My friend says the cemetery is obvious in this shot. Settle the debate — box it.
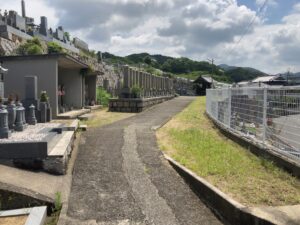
[0,54,98,118]
[109,65,175,112]
[0,63,80,175]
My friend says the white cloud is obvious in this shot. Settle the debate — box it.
[1,0,300,74]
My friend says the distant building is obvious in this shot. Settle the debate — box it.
[237,75,287,87]
[193,75,231,95]
[193,75,213,96]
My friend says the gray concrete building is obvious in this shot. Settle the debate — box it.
[0,54,97,118]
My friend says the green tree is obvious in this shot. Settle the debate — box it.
[144,56,152,65]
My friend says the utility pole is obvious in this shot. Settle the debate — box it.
[287,68,290,85]
[207,58,215,88]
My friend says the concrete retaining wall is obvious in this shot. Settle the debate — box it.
[109,96,175,113]
[206,113,300,178]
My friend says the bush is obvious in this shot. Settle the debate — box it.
[40,91,48,102]
[96,87,111,106]
[131,85,142,98]
[16,37,45,55]
[47,42,64,54]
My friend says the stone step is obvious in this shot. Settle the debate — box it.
[78,113,94,121]
[43,131,75,175]
[48,131,75,157]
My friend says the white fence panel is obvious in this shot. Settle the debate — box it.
[206,87,300,161]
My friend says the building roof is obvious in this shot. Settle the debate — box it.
[0,53,89,69]
[201,75,213,83]
[252,75,276,83]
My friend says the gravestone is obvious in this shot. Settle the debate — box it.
[23,76,39,123]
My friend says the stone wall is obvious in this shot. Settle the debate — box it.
[120,65,175,98]
[0,37,20,55]
[109,96,175,113]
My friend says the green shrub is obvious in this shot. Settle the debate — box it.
[131,85,142,98]
[40,91,48,102]
[96,87,111,106]
[16,37,45,55]
[47,42,64,54]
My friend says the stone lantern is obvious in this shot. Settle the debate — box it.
[0,63,8,99]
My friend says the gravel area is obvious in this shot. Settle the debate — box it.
[0,123,62,143]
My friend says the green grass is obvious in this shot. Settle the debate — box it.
[82,108,135,128]
[157,97,300,206]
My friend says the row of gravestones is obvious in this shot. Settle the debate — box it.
[0,75,53,139]
[0,102,37,139]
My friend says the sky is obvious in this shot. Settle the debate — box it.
[1,0,300,74]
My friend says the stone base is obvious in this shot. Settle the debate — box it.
[109,95,175,113]
[0,131,11,139]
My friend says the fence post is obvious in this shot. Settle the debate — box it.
[228,88,232,128]
[262,87,267,144]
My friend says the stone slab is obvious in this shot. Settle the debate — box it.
[0,206,47,225]
[57,109,91,119]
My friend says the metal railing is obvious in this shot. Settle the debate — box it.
[206,87,300,161]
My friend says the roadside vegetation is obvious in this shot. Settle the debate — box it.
[82,108,135,128]
[157,97,300,206]
[96,87,111,107]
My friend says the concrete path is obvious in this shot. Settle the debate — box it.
[64,97,224,225]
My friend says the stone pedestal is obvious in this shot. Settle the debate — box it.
[40,102,48,123]
[7,103,16,130]
[15,107,25,132]
[0,106,11,138]
[28,104,37,125]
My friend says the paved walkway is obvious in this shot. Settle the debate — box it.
[64,97,224,225]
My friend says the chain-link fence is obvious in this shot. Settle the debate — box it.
[206,87,300,161]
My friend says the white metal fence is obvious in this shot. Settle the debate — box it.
[206,87,300,161]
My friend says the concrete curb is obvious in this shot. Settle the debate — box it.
[56,132,81,225]
[164,154,279,225]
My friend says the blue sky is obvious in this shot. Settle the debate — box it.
[1,0,300,73]
[239,0,296,24]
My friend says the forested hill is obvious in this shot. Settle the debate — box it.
[102,52,266,83]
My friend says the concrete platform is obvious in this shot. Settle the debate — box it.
[78,113,94,121]
[84,105,102,110]
[0,123,63,160]
[0,207,47,225]
[57,109,91,119]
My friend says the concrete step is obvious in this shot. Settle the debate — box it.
[43,131,75,175]
[78,113,94,121]
[48,131,75,157]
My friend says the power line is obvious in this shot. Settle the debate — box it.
[226,0,269,56]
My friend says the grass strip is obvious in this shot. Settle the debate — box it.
[157,97,300,207]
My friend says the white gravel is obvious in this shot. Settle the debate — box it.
[0,123,62,143]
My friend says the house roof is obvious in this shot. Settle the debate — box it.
[252,75,276,83]
[0,53,89,69]
[201,75,213,83]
